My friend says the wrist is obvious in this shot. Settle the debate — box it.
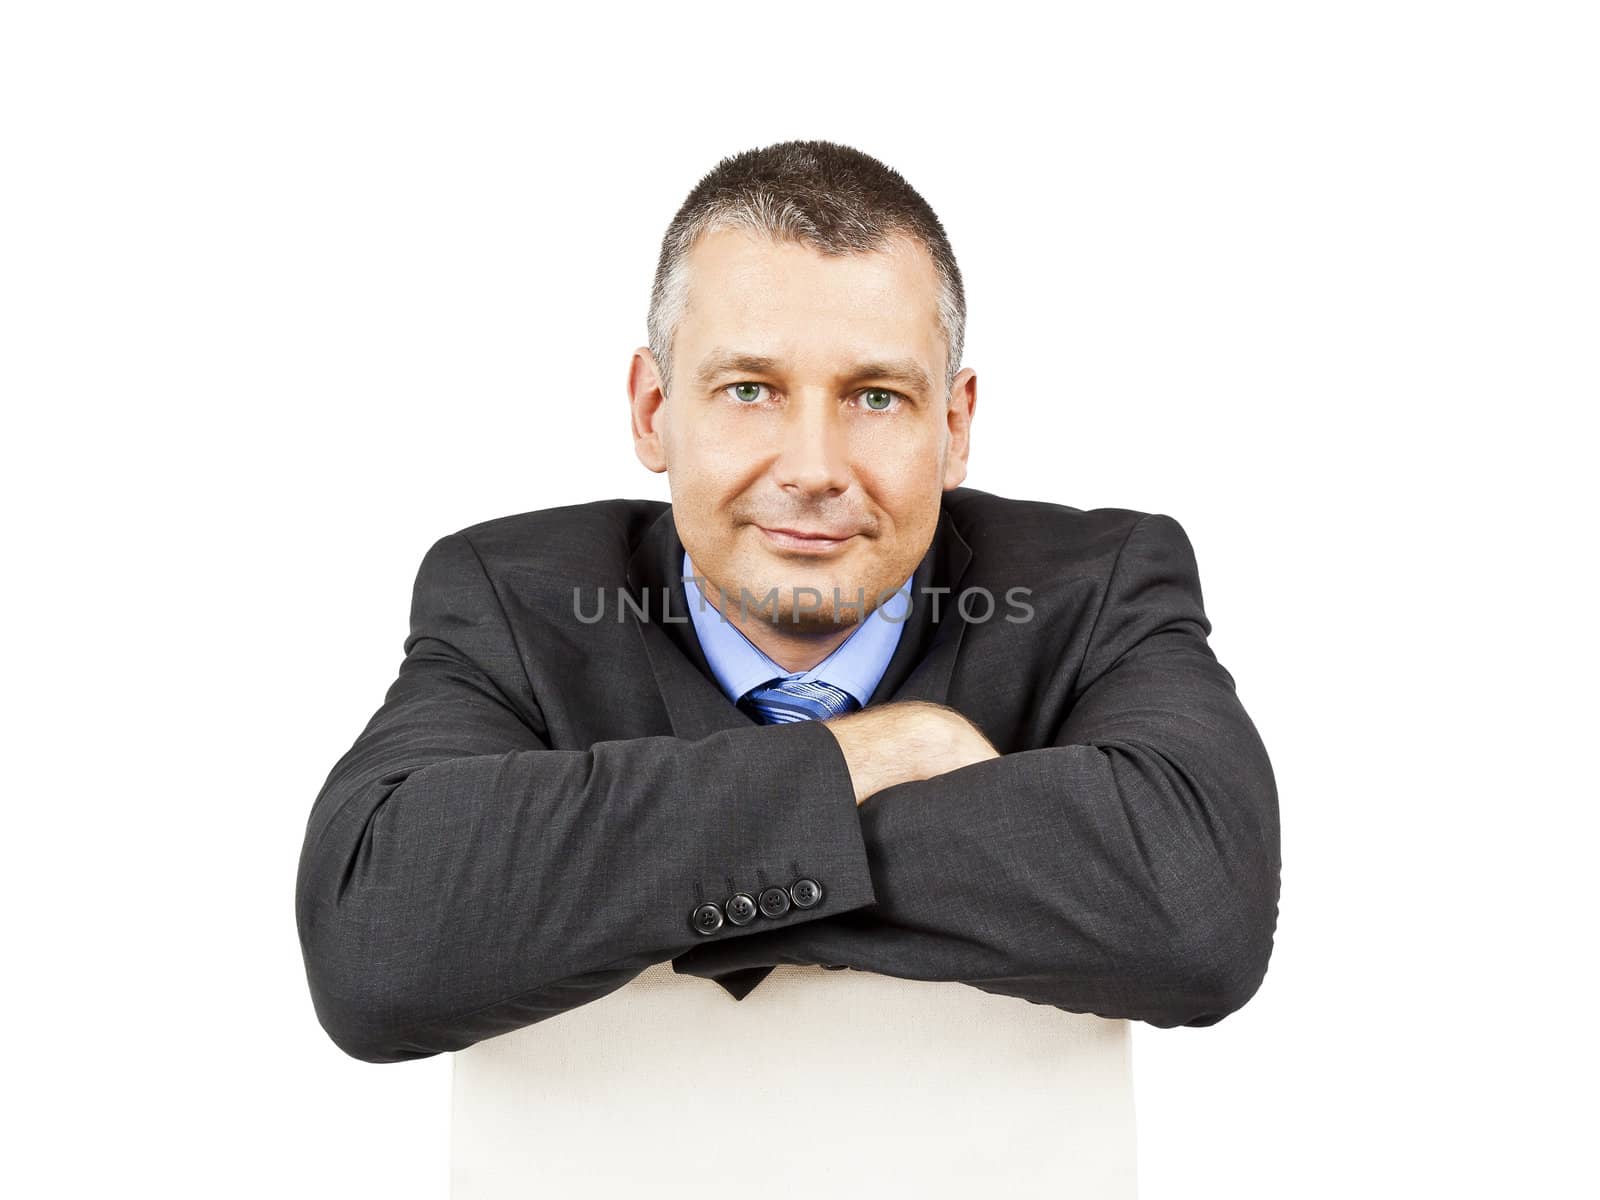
[823,702,942,805]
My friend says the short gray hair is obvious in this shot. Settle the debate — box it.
[647,139,966,401]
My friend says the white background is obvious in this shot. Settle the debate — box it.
[4,2,1594,1196]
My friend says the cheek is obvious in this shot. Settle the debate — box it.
[857,433,948,504]
[853,411,945,465]
[687,419,766,483]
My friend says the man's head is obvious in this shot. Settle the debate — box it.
[627,140,976,659]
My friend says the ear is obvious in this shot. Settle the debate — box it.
[942,367,976,490]
[627,347,669,473]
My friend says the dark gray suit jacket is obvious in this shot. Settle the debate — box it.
[295,486,1280,1063]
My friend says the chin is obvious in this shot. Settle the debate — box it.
[784,606,866,634]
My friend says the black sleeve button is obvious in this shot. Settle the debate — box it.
[758,885,792,918]
[725,892,757,925]
[691,901,725,934]
[789,877,822,908]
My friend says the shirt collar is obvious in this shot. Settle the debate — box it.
[682,549,913,708]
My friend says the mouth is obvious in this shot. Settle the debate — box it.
[755,525,861,554]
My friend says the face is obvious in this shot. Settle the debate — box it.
[628,226,975,650]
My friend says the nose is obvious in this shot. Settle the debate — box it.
[772,394,852,498]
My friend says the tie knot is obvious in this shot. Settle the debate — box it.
[739,676,860,724]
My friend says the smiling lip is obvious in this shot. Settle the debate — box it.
[757,525,860,553]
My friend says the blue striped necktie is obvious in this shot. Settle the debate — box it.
[738,677,860,724]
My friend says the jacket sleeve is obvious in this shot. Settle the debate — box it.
[670,513,1281,1029]
[295,531,877,1063]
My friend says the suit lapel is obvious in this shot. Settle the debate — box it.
[626,498,974,1000]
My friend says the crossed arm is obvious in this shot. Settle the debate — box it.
[296,514,1280,1063]
[678,515,1281,1026]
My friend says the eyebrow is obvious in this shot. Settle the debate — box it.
[692,350,934,396]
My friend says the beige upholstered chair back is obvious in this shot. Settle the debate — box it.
[451,960,1137,1197]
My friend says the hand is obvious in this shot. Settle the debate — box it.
[822,700,1000,806]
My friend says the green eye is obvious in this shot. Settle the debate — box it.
[730,383,764,403]
[862,389,897,411]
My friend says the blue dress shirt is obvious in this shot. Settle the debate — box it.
[682,549,913,709]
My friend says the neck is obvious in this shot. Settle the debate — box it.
[702,589,859,674]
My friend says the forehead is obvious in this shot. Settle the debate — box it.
[676,226,945,367]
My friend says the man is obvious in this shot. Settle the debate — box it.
[296,139,1280,1195]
